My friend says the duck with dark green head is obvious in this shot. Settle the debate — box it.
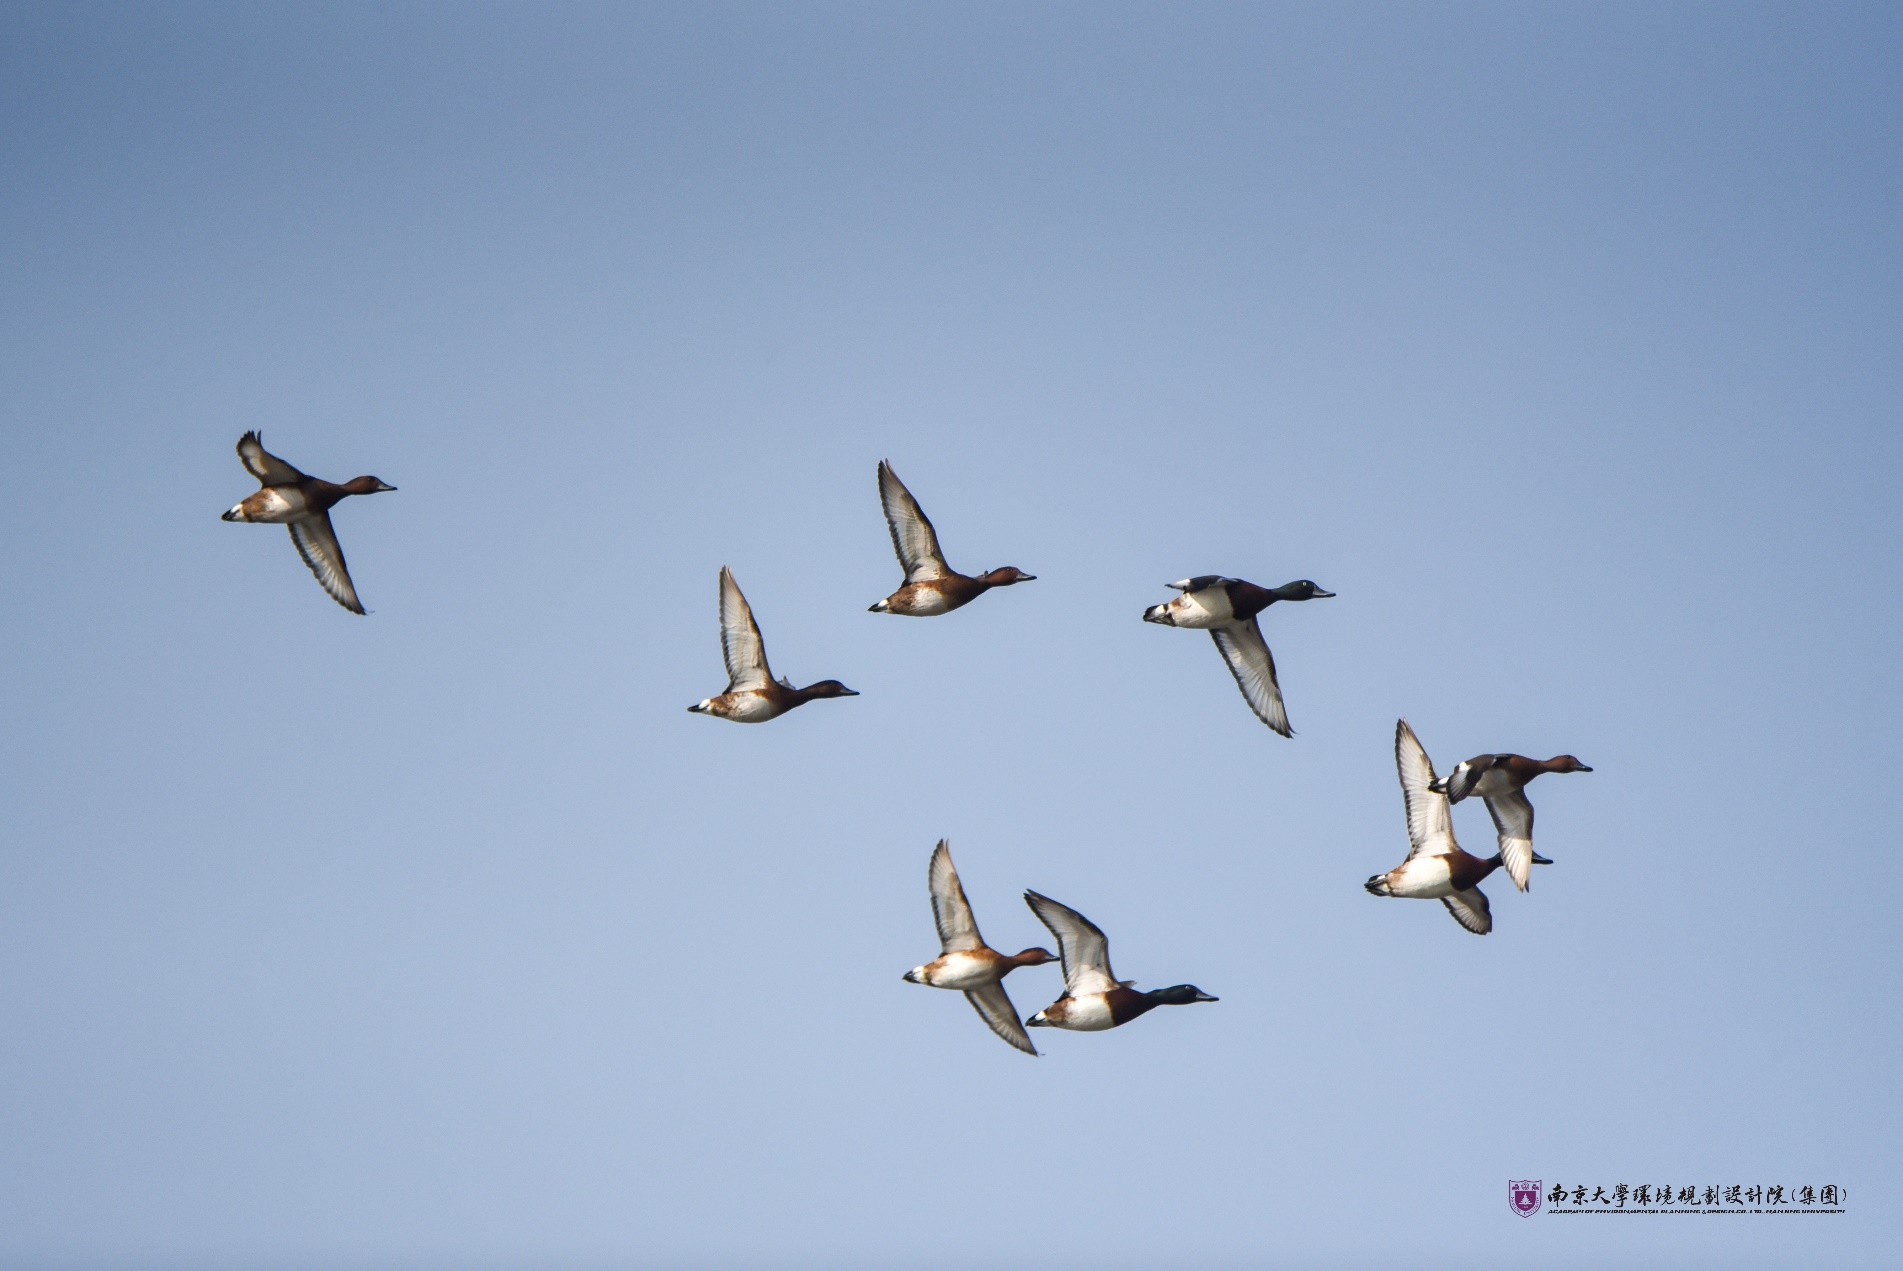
[1143,575,1334,736]
[1021,890,1218,1033]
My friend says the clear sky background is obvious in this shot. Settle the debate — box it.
[2,3,1898,1267]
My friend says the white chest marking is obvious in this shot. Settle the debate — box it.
[1059,993,1118,1031]
[929,952,1001,990]
[904,588,957,615]
[708,691,780,722]
[236,488,312,523]
[1166,590,1234,629]
[1386,855,1456,899]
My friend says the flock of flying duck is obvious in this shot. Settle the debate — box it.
[222,434,1592,1057]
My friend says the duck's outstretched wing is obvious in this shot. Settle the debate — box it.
[1209,620,1291,736]
[287,513,364,614]
[965,982,1038,1055]
[1437,755,1497,804]
[237,431,308,486]
[1486,790,1536,892]
[928,840,984,954]
[877,460,948,582]
[1396,720,1458,862]
[1442,886,1492,934]
[717,566,772,692]
[1024,890,1117,997]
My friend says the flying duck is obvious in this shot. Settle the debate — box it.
[1022,890,1217,1031]
[1142,575,1333,735]
[1365,720,1551,933]
[688,567,859,721]
[903,842,1056,1055]
[1430,751,1592,891]
[221,431,395,614]
[869,460,1034,615]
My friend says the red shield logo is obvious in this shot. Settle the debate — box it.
[1509,1180,1544,1217]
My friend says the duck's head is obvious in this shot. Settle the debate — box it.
[801,680,860,699]
[343,476,398,495]
[1272,579,1334,601]
[981,566,1036,587]
[1548,755,1592,773]
[1013,947,1059,967]
[1145,984,1219,1005]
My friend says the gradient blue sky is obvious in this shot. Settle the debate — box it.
[2,4,1898,1267]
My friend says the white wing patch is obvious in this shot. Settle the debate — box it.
[717,567,772,692]
[965,982,1037,1055]
[928,841,984,954]
[1024,890,1117,997]
[877,461,949,583]
[1209,621,1290,736]
[286,514,364,614]
[1440,759,1482,804]
[1487,790,1536,891]
[1442,887,1492,935]
[237,431,308,486]
[1496,838,1534,892]
[1396,720,1458,862]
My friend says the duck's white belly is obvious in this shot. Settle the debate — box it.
[231,487,310,524]
[928,952,1001,990]
[704,691,780,722]
[1057,993,1118,1031]
[899,585,958,615]
[1385,855,1456,899]
[1160,590,1234,629]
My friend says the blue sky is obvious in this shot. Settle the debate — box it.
[2,4,1898,1267]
